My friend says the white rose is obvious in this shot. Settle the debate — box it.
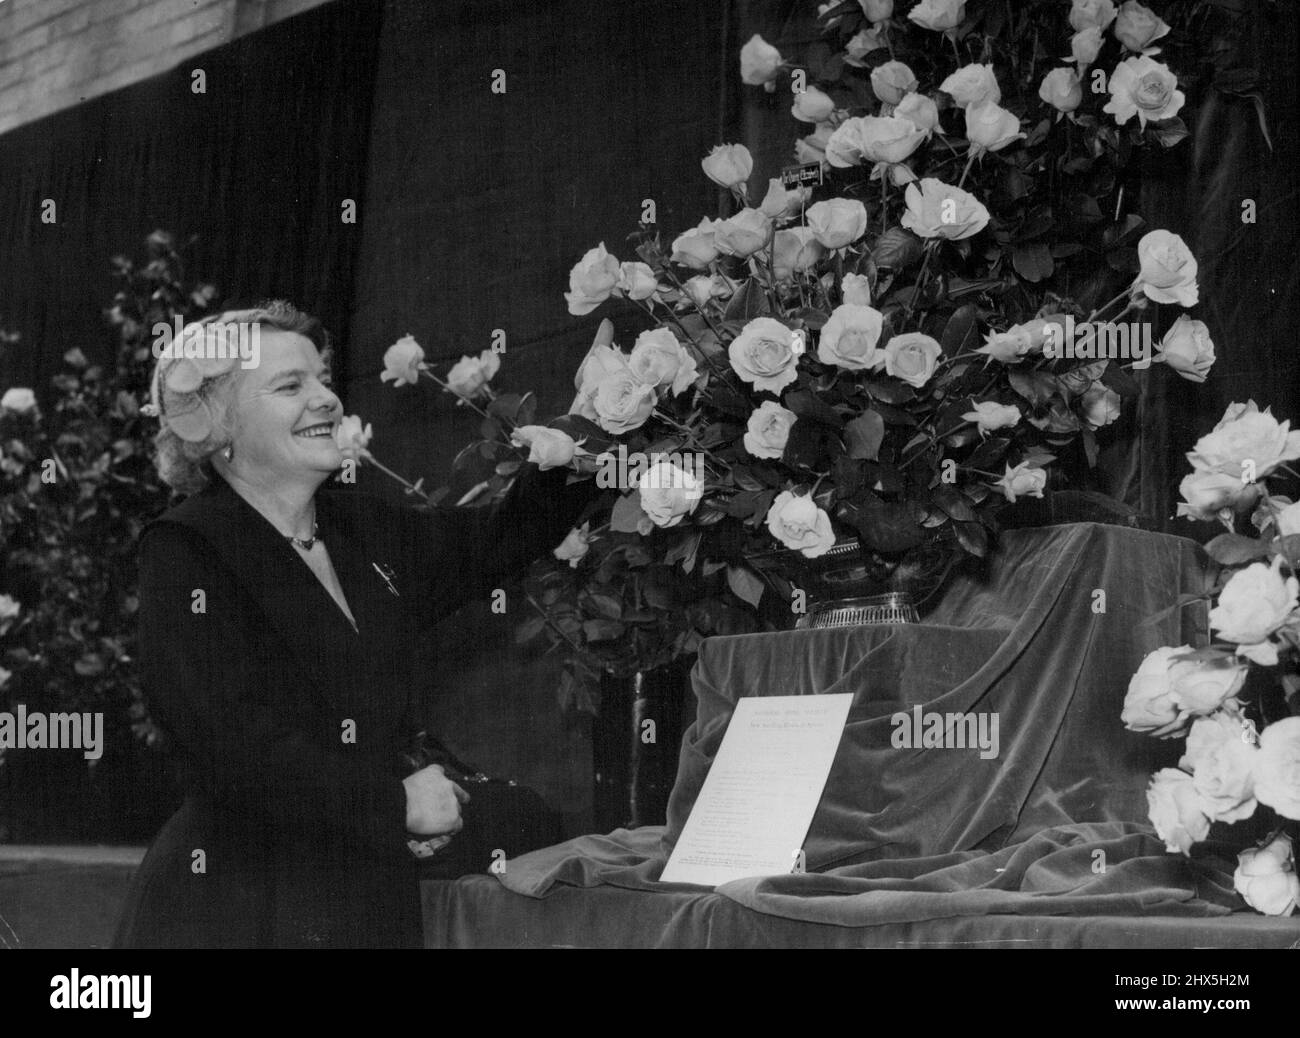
[1133,229,1198,306]
[772,227,826,281]
[744,400,798,459]
[818,304,885,371]
[1276,501,1300,537]
[1179,713,1258,823]
[334,414,373,461]
[1254,717,1300,820]
[564,242,621,316]
[1070,27,1104,66]
[1234,835,1300,916]
[976,326,1035,364]
[702,143,754,189]
[759,178,813,222]
[1209,557,1299,649]
[994,461,1047,503]
[870,61,919,106]
[939,63,1000,109]
[1114,0,1169,51]
[841,273,873,307]
[843,26,886,67]
[509,425,578,470]
[740,34,783,89]
[965,101,1024,154]
[827,115,926,169]
[1156,315,1215,382]
[806,198,869,249]
[1039,67,1084,113]
[882,333,942,388]
[670,217,721,270]
[1122,646,1191,736]
[791,85,835,123]
[1176,470,1262,521]
[0,388,37,415]
[963,401,1021,433]
[683,273,731,309]
[553,523,591,568]
[729,317,801,393]
[765,491,836,558]
[860,0,894,22]
[901,178,990,240]
[587,370,657,434]
[1147,767,1211,855]
[713,207,773,258]
[1187,402,1300,480]
[895,92,940,135]
[617,261,658,302]
[637,460,704,528]
[379,335,424,387]
[795,123,834,166]
[908,0,965,32]
[1168,655,1248,715]
[1081,384,1122,428]
[1104,55,1185,127]
[628,328,698,397]
[1069,0,1117,31]
[445,350,501,400]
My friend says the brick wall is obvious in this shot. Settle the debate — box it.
[0,0,337,136]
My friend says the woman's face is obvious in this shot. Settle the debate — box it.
[226,330,343,483]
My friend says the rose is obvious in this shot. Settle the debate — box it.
[729,317,801,393]
[1234,835,1300,916]
[637,460,704,528]
[445,350,500,400]
[1277,501,1300,537]
[380,334,424,387]
[882,333,941,387]
[1039,67,1083,113]
[818,304,886,371]
[860,0,893,21]
[628,328,698,396]
[908,0,965,32]
[1209,558,1299,663]
[334,414,373,461]
[843,26,886,67]
[744,400,798,459]
[1103,55,1185,127]
[1133,229,1198,306]
[1168,654,1248,715]
[1069,0,1117,31]
[1176,470,1262,521]
[683,274,731,309]
[765,491,836,558]
[795,123,834,166]
[870,61,918,106]
[994,461,1047,503]
[759,178,812,222]
[1187,401,1300,480]
[901,178,990,240]
[1081,384,1122,428]
[842,273,872,307]
[0,387,38,414]
[509,425,577,470]
[670,217,721,270]
[1254,717,1300,820]
[701,143,754,189]
[806,198,869,250]
[976,326,1035,364]
[1179,713,1258,823]
[553,523,591,568]
[939,64,1000,109]
[1122,646,1192,736]
[965,102,1024,154]
[1147,767,1211,855]
[895,92,939,135]
[1114,1,1170,51]
[963,401,1021,433]
[772,227,825,281]
[740,34,782,89]
[617,262,658,301]
[713,207,773,258]
[1070,27,1104,66]
[827,116,926,168]
[564,243,622,315]
[1156,315,1215,382]
[792,85,836,123]
[585,370,657,434]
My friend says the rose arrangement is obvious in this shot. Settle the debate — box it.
[346,1,1221,712]
[1124,400,1300,916]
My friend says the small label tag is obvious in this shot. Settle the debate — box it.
[780,162,823,188]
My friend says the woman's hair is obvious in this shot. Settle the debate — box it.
[151,300,333,494]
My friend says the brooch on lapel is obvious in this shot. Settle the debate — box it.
[372,562,400,597]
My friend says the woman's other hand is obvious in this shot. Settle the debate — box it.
[402,764,471,836]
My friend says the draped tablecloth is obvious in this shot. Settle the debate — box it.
[423,523,1300,948]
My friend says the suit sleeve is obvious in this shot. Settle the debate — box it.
[137,522,410,860]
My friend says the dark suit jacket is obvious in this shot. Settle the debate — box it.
[112,464,596,948]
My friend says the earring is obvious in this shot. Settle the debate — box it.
[222,445,234,462]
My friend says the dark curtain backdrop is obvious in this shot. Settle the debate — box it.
[0,0,382,394]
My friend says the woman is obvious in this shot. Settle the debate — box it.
[113,302,596,948]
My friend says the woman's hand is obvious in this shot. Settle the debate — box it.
[402,763,471,836]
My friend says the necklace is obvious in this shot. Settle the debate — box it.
[286,521,320,551]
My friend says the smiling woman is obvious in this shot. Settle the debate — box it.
[115,301,599,947]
